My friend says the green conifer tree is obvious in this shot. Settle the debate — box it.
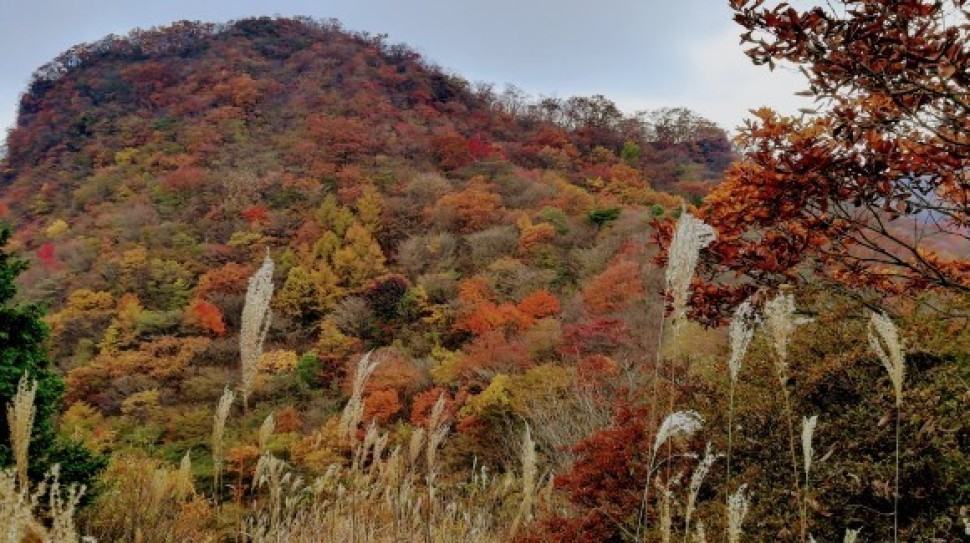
[0,225,103,485]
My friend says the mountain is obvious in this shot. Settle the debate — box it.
[1,15,966,543]
[0,15,730,409]
[0,14,731,537]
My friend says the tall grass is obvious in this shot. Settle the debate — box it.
[763,290,812,542]
[654,211,717,433]
[726,484,750,543]
[868,312,905,543]
[241,253,274,411]
[240,356,529,543]
[685,442,719,539]
[801,414,818,540]
[7,374,37,491]
[637,410,705,540]
[212,386,235,501]
[726,299,757,488]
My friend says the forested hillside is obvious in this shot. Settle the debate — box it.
[0,7,967,543]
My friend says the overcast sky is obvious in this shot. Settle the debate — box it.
[0,0,810,141]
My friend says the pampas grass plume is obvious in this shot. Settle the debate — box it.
[212,386,235,493]
[763,291,812,386]
[728,300,758,383]
[727,484,750,543]
[868,312,904,406]
[241,253,274,410]
[259,412,275,453]
[653,410,704,455]
[686,443,720,535]
[802,415,818,479]
[7,374,37,490]
[338,351,381,440]
[665,211,716,331]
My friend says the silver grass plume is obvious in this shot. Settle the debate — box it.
[512,424,538,536]
[686,443,720,535]
[425,393,450,533]
[408,427,426,466]
[727,484,751,543]
[46,465,84,543]
[425,393,449,489]
[763,291,812,387]
[665,211,716,332]
[7,374,37,490]
[868,312,905,407]
[519,424,537,523]
[868,311,904,543]
[843,528,861,543]
[653,410,704,456]
[240,253,274,410]
[255,453,288,530]
[258,412,275,453]
[802,415,818,480]
[178,450,194,496]
[338,351,381,440]
[727,298,757,489]
[692,521,708,543]
[212,386,235,492]
[728,299,758,383]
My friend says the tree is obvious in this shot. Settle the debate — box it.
[332,221,386,289]
[0,225,102,484]
[701,0,969,318]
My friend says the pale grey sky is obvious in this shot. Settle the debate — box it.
[0,0,809,141]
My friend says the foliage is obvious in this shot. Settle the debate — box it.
[0,12,963,542]
[697,0,970,321]
[1,226,72,480]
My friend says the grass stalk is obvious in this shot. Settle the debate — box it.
[869,311,905,543]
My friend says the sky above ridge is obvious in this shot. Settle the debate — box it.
[0,0,810,143]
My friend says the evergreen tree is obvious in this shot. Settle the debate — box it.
[0,225,103,484]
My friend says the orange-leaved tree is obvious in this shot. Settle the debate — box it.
[697,0,969,320]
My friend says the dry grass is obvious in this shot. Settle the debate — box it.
[242,375,530,543]
[0,465,86,543]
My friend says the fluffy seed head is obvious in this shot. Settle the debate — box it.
[686,443,720,532]
[665,211,716,330]
[258,413,275,452]
[240,253,274,408]
[728,299,758,383]
[843,528,861,543]
[6,374,37,490]
[212,386,235,473]
[868,312,905,406]
[763,291,811,386]
[338,351,382,440]
[727,484,750,543]
[802,415,818,479]
[654,410,704,456]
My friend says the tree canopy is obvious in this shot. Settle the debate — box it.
[698,0,969,319]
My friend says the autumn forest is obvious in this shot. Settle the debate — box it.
[0,1,967,542]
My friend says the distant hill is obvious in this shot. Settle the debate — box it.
[0,16,730,468]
